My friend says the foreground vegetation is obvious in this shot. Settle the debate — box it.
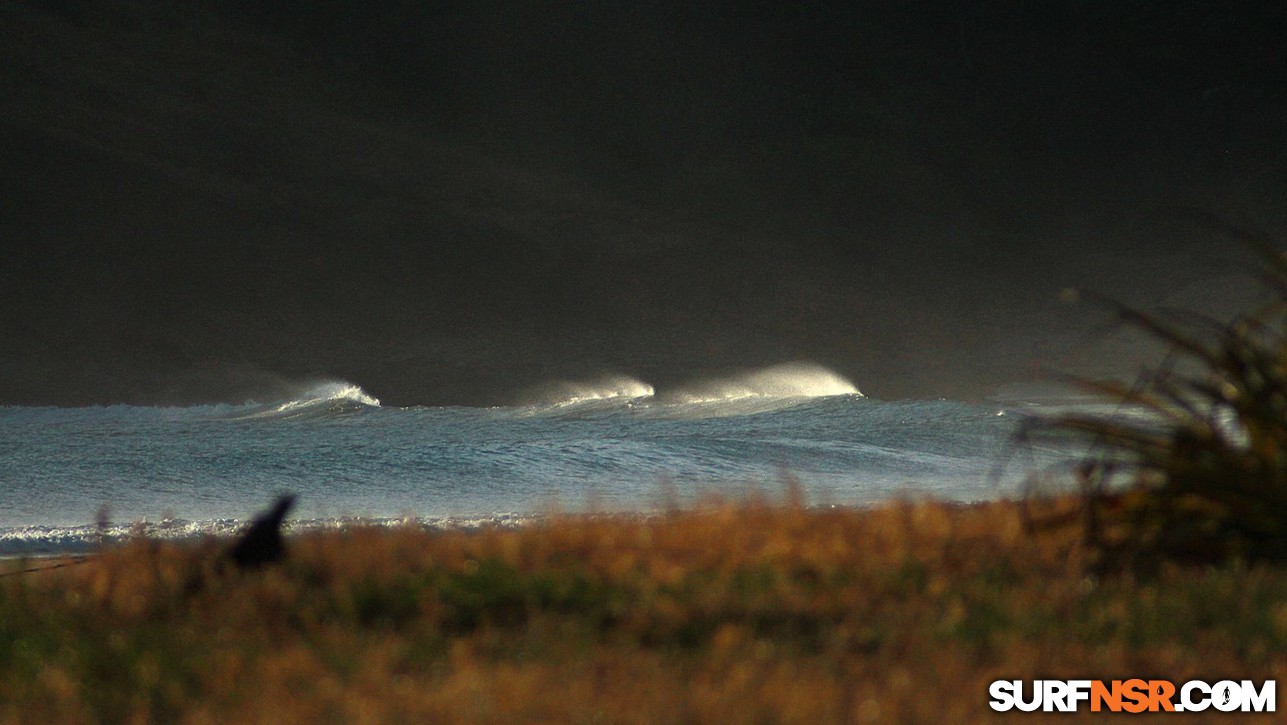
[1035,236,1287,573]
[2,496,1285,723]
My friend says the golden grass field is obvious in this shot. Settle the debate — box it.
[2,494,1284,723]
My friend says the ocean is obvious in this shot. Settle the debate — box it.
[0,364,1090,555]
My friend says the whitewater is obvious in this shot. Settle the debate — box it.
[0,364,1090,555]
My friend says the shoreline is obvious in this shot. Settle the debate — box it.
[0,496,1027,560]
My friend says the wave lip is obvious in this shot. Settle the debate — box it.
[666,362,862,404]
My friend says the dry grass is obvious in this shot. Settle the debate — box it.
[2,496,1285,723]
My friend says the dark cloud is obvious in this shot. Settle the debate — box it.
[2,1,1284,405]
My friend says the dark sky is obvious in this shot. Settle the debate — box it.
[2,1,1284,405]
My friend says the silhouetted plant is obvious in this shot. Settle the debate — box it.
[1037,237,1287,572]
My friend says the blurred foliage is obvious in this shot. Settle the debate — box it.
[1039,237,1287,572]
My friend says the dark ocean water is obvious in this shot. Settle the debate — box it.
[0,369,1089,555]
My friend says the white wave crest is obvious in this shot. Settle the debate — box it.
[520,375,656,407]
[667,362,862,404]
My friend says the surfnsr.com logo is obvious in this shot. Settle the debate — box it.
[989,679,1276,713]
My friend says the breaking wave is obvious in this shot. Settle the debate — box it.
[665,362,862,404]
[517,363,862,418]
[239,381,381,420]
[519,375,656,408]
